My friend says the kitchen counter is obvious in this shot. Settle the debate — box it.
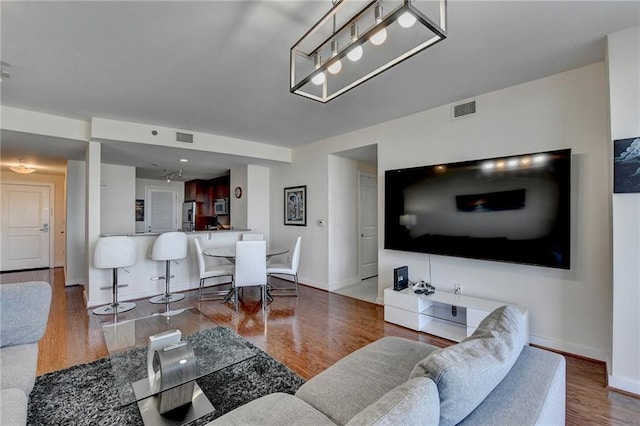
[100,229,250,237]
[88,229,252,308]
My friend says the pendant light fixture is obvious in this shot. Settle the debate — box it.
[10,159,36,174]
[290,0,447,103]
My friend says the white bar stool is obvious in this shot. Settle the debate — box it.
[93,236,137,315]
[150,232,187,304]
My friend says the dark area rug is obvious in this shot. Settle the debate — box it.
[28,327,304,425]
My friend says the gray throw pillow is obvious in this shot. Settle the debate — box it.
[346,377,439,426]
[409,304,526,426]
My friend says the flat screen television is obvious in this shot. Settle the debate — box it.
[384,148,571,269]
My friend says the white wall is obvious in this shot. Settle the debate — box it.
[376,64,611,361]
[230,165,248,230]
[65,160,85,286]
[246,165,270,241]
[328,155,360,290]
[101,164,135,234]
[608,25,640,395]
[274,62,612,362]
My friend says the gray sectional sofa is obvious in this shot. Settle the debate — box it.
[0,281,52,425]
[208,305,566,425]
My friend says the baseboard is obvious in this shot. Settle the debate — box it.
[66,278,84,287]
[608,375,640,396]
[529,334,610,363]
[329,276,361,292]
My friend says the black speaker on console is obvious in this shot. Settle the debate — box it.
[393,266,409,291]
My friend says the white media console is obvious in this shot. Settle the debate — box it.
[384,287,529,342]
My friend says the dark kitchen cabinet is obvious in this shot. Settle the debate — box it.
[184,175,230,230]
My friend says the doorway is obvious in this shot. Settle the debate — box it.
[145,187,178,233]
[1,183,54,271]
[330,144,379,304]
[359,172,378,280]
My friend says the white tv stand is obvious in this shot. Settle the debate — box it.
[384,288,528,342]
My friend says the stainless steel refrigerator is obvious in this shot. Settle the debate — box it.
[182,201,197,231]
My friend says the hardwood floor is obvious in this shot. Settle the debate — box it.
[2,268,639,425]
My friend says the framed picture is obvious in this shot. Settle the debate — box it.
[135,199,144,221]
[614,137,640,193]
[284,185,307,226]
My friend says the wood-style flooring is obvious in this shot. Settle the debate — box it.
[2,268,639,425]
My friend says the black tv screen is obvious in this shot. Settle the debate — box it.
[385,149,571,269]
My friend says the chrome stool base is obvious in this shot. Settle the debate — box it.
[149,293,185,304]
[93,301,136,315]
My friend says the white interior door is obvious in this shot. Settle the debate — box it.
[1,184,51,271]
[359,172,378,280]
[145,187,178,233]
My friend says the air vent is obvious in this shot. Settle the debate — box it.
[176,132,194,143]
[452,100,477,119]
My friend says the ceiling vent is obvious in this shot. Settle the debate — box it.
[452,100,477,119]
[176,132,194,143]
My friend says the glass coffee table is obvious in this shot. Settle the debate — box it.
[102,307,257,425]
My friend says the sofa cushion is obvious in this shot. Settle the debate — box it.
[296,336,438,425]
[205,393,336,426]
[0,281,51,348]
[0,388,28,425]
[409,305,526,426]
[346,377,439,426]
[0,343,38,394]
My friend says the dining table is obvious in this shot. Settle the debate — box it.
[203,246,289,304]
[203,246,288,263]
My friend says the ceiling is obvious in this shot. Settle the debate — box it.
[1,1,638,179]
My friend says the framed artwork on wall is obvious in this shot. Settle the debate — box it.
[614,137,640,193]
[284,185,307,226]
[135,199,144,221]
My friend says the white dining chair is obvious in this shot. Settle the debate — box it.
[233,240,268,311]
[193,237,234,301]
[241,233,264,241]
[267,236,301,297]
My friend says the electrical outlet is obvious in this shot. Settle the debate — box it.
[454,283,462,294]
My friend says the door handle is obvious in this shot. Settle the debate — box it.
[40,224,49,232]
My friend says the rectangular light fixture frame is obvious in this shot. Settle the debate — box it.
[290,0,447,103]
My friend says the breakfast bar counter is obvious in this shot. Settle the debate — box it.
[88,230,251,308]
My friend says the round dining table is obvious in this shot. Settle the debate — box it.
[203,246,288,263]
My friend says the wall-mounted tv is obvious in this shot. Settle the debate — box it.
[385,149,571,269]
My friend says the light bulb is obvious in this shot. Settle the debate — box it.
[328,59,342,74]
[311,53,325,85]
[348,23,363,62]
[347,45,363,62]
[370,28,387,46]
[370,4,387,46]
[312,72,325,85]
[398,11,417,28]
[328,39,342,74]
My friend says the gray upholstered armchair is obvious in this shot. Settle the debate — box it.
[0,281,52,425]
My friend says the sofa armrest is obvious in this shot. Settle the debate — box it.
[0,281,52,348]
[458,345,566,425]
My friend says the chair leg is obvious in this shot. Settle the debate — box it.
[261,285,267,310]
[150,260,185,304]
[268,273,299,297]
[93,268,136,315]
[234,285,239,312]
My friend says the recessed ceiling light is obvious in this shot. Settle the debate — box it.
[179,159,188,163]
